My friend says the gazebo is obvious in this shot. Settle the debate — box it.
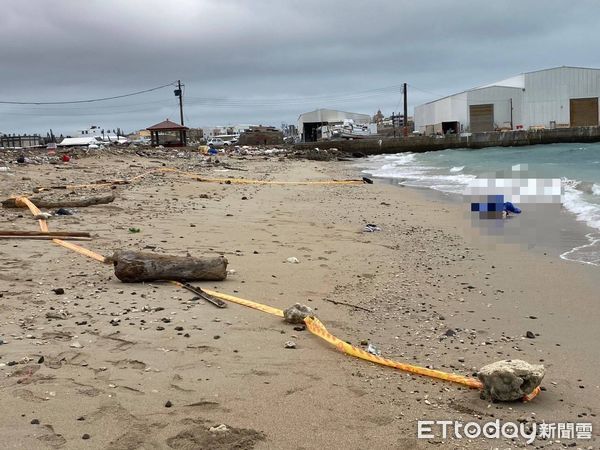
[147,119,188,147]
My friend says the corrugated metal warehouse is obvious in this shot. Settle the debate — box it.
[414,66,600,134]
[298,108,371,142]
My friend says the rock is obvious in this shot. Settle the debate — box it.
[284,341,297,349]
[165,400,173,408]
[46,310,68,320]
[283,303,313,324]
[478,359,545,401]
[52,288,65,295]
[209,424,229,433]
[33,212,52,220]
[444,329,456,337]
[54,208,73,216]
[525,331,536,339]
[285,257,299,264]
[30,419,40,425]
[70,341,83,349]
[82,434,90,440]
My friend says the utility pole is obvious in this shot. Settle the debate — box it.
[510,98,513,130]
[175,80,184,126]
[403,82,408,137]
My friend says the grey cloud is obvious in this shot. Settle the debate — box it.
[1,0,599,134]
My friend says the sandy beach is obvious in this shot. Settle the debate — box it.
[0,149,598,449]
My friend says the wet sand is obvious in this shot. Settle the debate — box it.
[0,150,598,449]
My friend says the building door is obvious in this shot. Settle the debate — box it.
[570,98,599,127]
[469,104,494,132]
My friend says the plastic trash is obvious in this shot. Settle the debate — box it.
[367,343,381,356]
[363,223,381,232]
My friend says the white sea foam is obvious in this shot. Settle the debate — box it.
[450,166,464,172]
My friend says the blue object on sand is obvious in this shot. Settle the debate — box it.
[503,202,521,214]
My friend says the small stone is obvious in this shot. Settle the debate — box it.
[52,288,65,295]
[174,326,184,331]
[82,434,90,440]
[77,416,85,421]
[165,400,172,408]
[293,325,306,332]
[31,419,40,425]
[213,335,220,340]
[70,341,83,349]
[285,257,299,264]
[444,329,456,337]
[283,303,313,324]
[525,331,536,339]
[38,356,44,364]
[284,341,296,349]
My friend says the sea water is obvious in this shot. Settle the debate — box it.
[359,142,600,266]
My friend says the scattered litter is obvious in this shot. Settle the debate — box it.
[54,208,73,216]
[285,257,299,264]
[284,341,297,349]
[33,213,52,220]
[46,310,69,320]
[363,223,381,232]
[367,343,381,356]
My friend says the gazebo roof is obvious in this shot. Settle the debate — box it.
[147,119,188,131]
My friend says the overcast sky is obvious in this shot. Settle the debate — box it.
[1,0,599,135]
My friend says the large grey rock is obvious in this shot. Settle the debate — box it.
[478,359,545,401]
[283,303,313,324]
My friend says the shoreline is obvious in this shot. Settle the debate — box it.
[356,147,600,268]
[0,152,598,448]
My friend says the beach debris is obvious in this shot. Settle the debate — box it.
[45,310,69,320]
[128,227,141,233]
[363,223,381,232]
[477,359,545,402]
[367,343,381,356]
[283,303,313,324]
[284,341,297,349]
[209,424,229,433]
[285,256,299,264]
[33,212,52,220]
[2,193,115,209]
[111,250,228,282]
[54,208,73,216]
[177,282,227,308]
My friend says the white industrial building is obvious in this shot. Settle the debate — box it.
[414,66,600,134]
[298,108,372,142]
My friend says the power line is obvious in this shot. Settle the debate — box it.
[0,81,177,105]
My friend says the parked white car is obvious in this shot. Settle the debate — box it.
[207,137,226,148]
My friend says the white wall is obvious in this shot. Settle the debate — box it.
[523,67,600,127]
[467,86,524,130]
[414,92,468,132]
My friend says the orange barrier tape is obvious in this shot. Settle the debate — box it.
[202,288,284,317]
[304,316,483,390]
[51,239,107,263]
[12,195,541,402]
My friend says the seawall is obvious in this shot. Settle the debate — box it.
[293,126,600,155]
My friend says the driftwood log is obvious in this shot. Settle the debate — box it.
[112,250,228,283]
[2,193,115,209]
